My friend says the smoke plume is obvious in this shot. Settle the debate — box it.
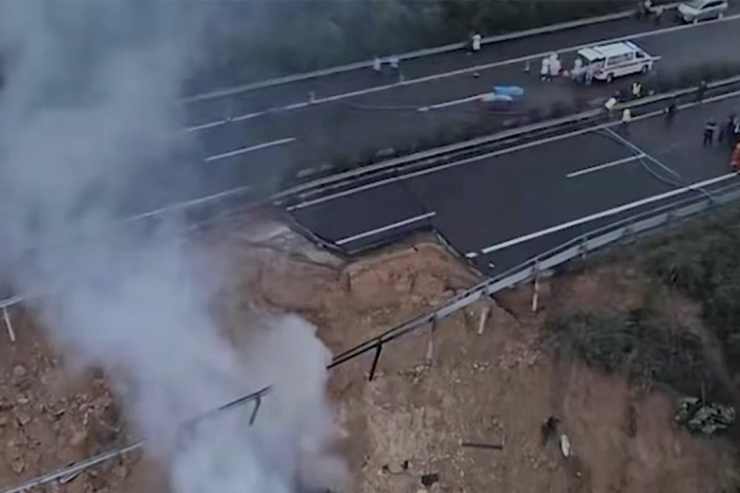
[0,2,346,492]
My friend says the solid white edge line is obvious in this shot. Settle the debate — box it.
[479,172,738,255]
[288,89,740,211]
[566,154,646,178]
[335,211,436,246]
[204,138,296,163]
[420,93,487,111]
[184,7,656,104]
[188,13,740,130]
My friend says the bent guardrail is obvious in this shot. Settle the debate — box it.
[3,173,739,493]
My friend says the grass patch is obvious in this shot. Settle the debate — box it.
[640,206,740,366]
[547,305,717,398]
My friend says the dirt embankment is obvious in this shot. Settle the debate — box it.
[0,217,737,493]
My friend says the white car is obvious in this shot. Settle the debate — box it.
[677,0,728,23]
[576,41,658,83]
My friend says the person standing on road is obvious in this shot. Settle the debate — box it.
[585,64,595,85]
[549,53,562,80]
[719,113,734,144]
[643,0,653,19]
[654,5,664,24]
[621,108,633,134]
[470,32,482,54]
[631,81,642,99]
[704,120,718,147]
[389,55,402,82]
[664,98,677,127]
[541,56,551,81]
[572,57,583,83]
[373,56,382,75]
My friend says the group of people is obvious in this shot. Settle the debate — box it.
[372,31,483,80]
[535,53,599,85]
[539,53,563,82]
[637,0,665,24]
[703,114,740,147]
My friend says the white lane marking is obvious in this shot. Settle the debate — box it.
[287,89,740,211]
[566,154,645,178]
[419,94,486,111]
[466,252,479,259]
[188,14,740,130]
[477,172,738,255]
[335,211,436,246]
[186,120,228,132]
[125,184,254,223]
[204,138,296,163]
[186,7,664,104]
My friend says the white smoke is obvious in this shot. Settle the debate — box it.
[0,2,346,492]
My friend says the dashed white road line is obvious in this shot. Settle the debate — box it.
[335,211,436,246]
[566,154,645,178]
[204,137,296,163]
[471,172,738,256]
[419,94,486,111]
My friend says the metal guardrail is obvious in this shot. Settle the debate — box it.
[3,167,739,493]
[184,5,677,103]
[275,75,740,207]
[3,75,740,317]
[331,177,740,369]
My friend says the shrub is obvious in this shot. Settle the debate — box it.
[547,307,717,397]
[641,208,740,367]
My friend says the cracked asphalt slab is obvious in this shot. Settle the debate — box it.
[289,94,740,274]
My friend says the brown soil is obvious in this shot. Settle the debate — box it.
[0,216,738,493]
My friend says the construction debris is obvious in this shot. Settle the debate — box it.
[674,397,736,436]
[460,441,503,450]
[420,473,439,487]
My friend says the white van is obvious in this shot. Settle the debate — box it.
[576,41,658,83]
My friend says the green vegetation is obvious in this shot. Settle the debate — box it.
[642,207,740,367]
[547,202,740,404]
[547,306,715,398]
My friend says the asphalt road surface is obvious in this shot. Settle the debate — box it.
[184,13,740,190]
[288,93,740,276]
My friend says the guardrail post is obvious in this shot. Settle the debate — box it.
[3,307,15,343]
[426,317,437,365]
[579,238,588,259]
[531,261,541,313]
[622,222,633,243]
[249,395,262,426]
[368,341,384,381]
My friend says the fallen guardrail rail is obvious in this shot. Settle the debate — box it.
[4,163,739,493]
